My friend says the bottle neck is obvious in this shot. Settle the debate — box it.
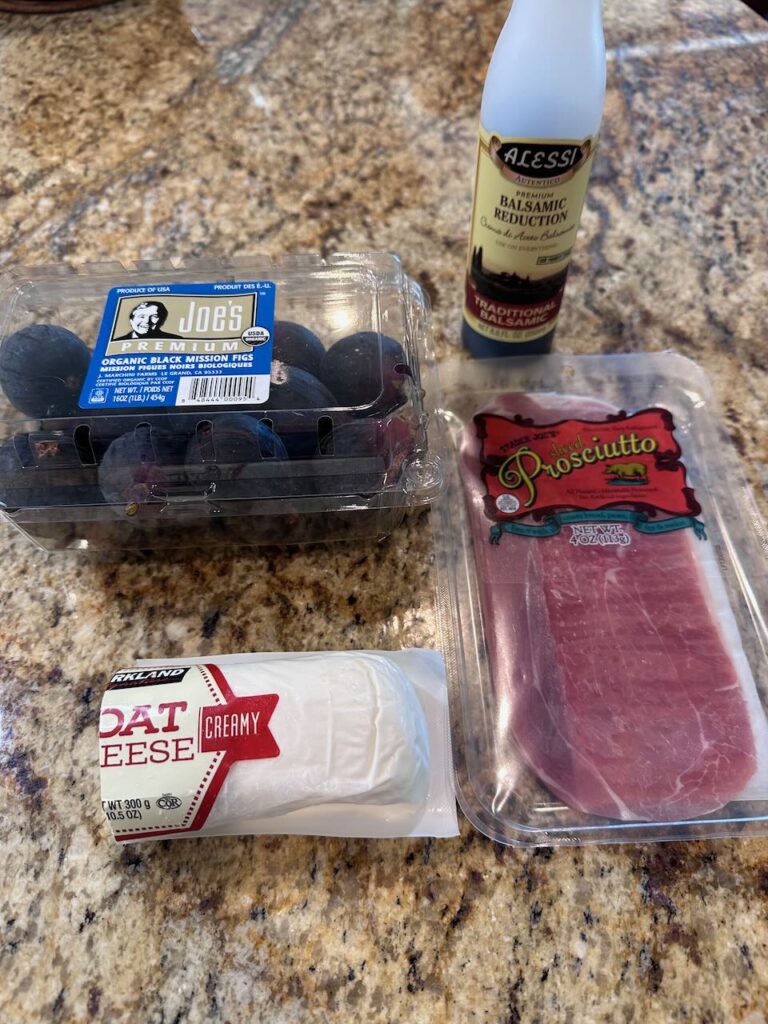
[504,0,602,49]
[482,0,605,138]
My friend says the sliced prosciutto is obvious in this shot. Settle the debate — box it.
[460,392,766,821]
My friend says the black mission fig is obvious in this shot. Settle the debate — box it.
[0,324,92,418]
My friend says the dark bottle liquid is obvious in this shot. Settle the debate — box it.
[461,254,567,358]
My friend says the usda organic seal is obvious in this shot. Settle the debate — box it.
[242,326,271,346]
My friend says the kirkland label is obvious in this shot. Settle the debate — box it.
[99,663,280,842]
[464,130,596,344]
[79,281,275,409]
[475,408,706,543]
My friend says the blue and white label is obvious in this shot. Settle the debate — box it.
[79,281,276,409]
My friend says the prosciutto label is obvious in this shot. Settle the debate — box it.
[476,407,702,529]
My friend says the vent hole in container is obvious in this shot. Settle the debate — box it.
[194,420,215,462]
[259,417,276,459]
[74,424,96,466]
[132,422,158,464]
[317,416,334,456]
[13,434,35,469]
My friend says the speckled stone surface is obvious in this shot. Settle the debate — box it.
[1,1,768,1021]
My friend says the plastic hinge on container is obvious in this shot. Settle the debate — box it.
[131,259,185,273]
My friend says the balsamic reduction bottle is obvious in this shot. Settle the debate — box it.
[462,0,606,357]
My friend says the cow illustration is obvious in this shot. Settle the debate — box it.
[605,462,647,481]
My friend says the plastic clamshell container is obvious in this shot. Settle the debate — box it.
[0,253,443,552]
[433,353,768,846]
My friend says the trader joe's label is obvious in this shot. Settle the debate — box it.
[475,407,705,542]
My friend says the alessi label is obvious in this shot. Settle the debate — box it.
[475,408,705,543]
[99,664,279,842]
[491,140,592,185]
[464,129,596,344]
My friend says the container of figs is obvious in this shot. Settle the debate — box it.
[0,253,443,552]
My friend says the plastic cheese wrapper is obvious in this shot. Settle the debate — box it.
[460,391,768,823]
[98,649,458,842]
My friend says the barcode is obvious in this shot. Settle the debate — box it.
[177,375,264,405]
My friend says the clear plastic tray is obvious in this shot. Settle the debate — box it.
[433,353,768,846]
[0,253,443,552]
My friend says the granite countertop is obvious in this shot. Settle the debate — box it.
[1,1,768,1021]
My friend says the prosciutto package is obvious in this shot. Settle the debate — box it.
[458,390,768,824]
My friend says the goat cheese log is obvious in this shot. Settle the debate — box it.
[460,392,767,821]
[99,651,458,841]
[206,654,429,828]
